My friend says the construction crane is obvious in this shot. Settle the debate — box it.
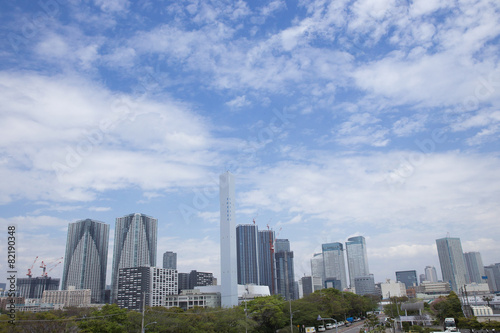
[267,224,276,294]
[40,257,63,277]
[26,256,39,278]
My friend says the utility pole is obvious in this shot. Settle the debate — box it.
[141,291,146,333]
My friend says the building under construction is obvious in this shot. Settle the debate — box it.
[16,276,60,299]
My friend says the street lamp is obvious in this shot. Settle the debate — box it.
[142,321,157,333]
[317,315,337,333]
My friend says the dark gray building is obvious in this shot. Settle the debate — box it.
[258,229,276,294]
[163,251,177,270]
[236,224,260,285]
[396,270,418,289]
[178,272,189,294]
[275,239,295,300]
[17,277,59,299]
[188,270,214,289]
[354,274,376,295]
[484,263,500,292]
[61,218,109,303]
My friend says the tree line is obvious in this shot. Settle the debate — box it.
[0,288,378,333]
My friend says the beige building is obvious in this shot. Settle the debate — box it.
[42,286,91,307]
[380,279,407,299]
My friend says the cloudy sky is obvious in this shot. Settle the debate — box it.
[1,0,500,287]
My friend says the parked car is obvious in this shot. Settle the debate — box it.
[318,325,326,332]
[326,323,334,329]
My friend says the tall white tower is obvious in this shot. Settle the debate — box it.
[220,172,238,307]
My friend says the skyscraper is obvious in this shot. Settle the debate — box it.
[311,252,324,288]
[258,229,276,294]
[464,252,486,284]
[236,224,260,285]
[436,237,468,292]
[322,242,348,290]
[61,218,109,303]
[219,172,238,307]
[111,213,157,303]
[163,251,177,270]
[345,236,370,288]
[275,239,295,300]
[395,270,418,289]
[424,266,438,283]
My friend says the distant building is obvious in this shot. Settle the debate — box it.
[236,224,260,285]
[464,252,485,284]
[354,275,376,296]
[484,263,500,292]
[311,253,325,288]
[163,251,177,270]
[42,286,91,307]
[301,276,322,298]
[0,297,24,311]
[117,267,177,311]
[275,239,295,300]
[111,213,157,303]
[346,236,370,288]
[416,281,451,295]
[178,273,189,294]
[322,243,348,290]
[396,270,418,289]
[61,218,109,303]
[189,270,214,289]
[436,237,468,292]
[424,266,438,283]
[17,277,59,299]
[380,279,407,299]
[258,229,276,295]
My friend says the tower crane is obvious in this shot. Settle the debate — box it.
[26,256,39,278]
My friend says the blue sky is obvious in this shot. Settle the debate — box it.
[1,0,500,286]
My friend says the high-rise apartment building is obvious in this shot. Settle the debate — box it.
[346,236,370,288]
[111,213,157,303]
[424,266,438,283]
[322,243,348,290]
[117,267,177,310]
[163,251,177,270]
[236,224,260,285]
[275,239,295,300]
[464,252,486,284]
[484,263,500,293]
[61,218,109,303]
[258,229,276,294]
[178,272,189,294]
[219,172,238,307]
[311,253,325,287]
[396,270,418,289]
[188,270,214,289]
[436,237,468,292]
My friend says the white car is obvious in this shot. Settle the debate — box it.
[318,325,326,332]
[326,323,334,329]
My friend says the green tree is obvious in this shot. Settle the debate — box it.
[431,292,464,322]
[247,295,287,333]
[78,303,128,333]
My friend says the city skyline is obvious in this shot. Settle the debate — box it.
[1,0,500,292]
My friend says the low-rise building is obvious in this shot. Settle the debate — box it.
[164,289,220,310]
[380,279,407,299]
[42,286,91,307]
